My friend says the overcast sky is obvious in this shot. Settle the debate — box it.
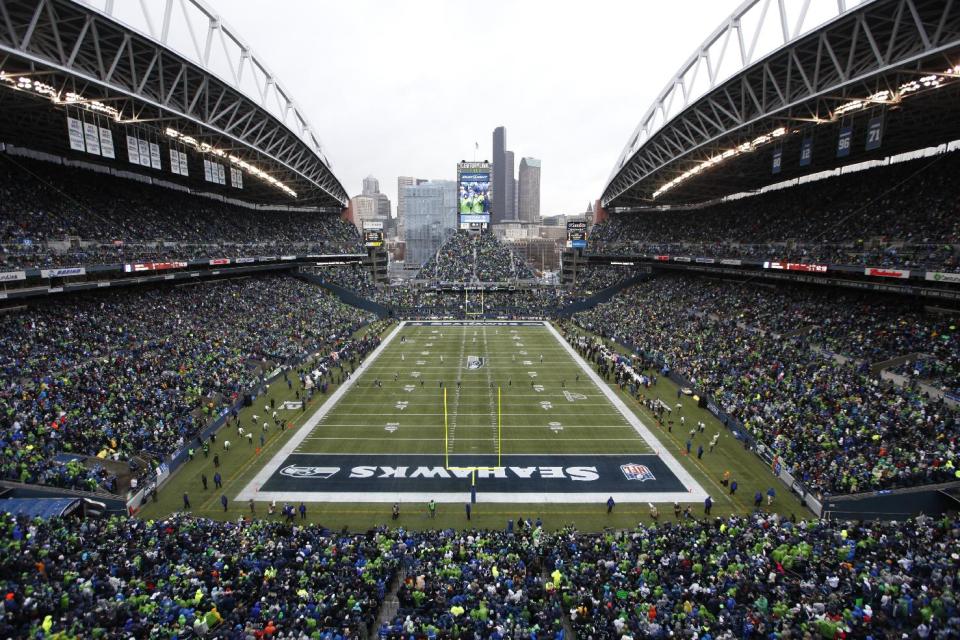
[207,0,737,216]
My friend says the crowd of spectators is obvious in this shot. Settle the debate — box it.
[373,287,580,318]
[0,275,373,493]
[1,511,957,639]
[589,152,960,271]
[0,155,362,269]
[556,512,960,639]
[572,265,639,293]
[381,527,564,638]
[418,232,536,283]
[572,275,960,496]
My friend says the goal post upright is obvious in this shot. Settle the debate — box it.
[498,385,502,467]
[444,386,449,468]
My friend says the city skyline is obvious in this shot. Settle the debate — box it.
[208,0,735,216]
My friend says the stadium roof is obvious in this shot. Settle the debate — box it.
[603,0,960,208]
[0,0,348,208]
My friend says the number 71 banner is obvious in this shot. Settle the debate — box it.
[865,116,883,151]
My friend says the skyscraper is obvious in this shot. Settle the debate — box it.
[397,176,426,240]
[518,157,541,223]
[362,175,379,196]
[492,126,507,224]
[402,180,457,267]
[350,194,378,230]
[504,150,516,221]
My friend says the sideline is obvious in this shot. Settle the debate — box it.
[236,321,406,500]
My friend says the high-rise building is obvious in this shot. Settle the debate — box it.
[492,126,508,224]
[362,175,379,196]
[503,150,516,221]
[513,176,519,217]
[397,176,426,240]
[376,192,391,219]
[518,157,541,223]
[350,194,378,230]
[402,180,457,267]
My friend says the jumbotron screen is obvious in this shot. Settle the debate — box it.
[457,161,491,227]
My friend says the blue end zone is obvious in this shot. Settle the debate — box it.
[262,453,686,494]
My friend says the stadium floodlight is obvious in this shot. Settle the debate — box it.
[165,126,297,197]
[654,124,793,198]
[654,69,960,199]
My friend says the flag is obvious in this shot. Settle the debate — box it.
[474,142,479,150]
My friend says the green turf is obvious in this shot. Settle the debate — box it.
[137,318,811,531]
[297,323,651,461]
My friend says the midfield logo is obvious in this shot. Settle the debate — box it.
[467,356,485,370]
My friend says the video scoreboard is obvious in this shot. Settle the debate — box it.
[566,220,587,249]
[363,221,384,248]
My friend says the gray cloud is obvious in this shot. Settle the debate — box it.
[207,0,734,215]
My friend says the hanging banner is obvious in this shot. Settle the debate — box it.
[799,137,812,167]
[178,151,188,176]
[771,148,782,174]
[126,135,140,164]
[170,148,181,175]
[203,159,212,182]
[137,139,150,167]
[66,117,85,151]
[217,163,226,185]
[98,126,115,159]
[865,116,883,151]
[149,142,162,170]
[83,122,101,155]
[837,126,852,158]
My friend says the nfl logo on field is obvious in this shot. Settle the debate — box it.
[621,463,656,481]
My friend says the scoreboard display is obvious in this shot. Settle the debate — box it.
[363,229,384,248]
[566,220,587,249]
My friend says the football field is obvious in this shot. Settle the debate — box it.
[240,321,706,504]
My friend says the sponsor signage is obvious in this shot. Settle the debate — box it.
[719,258,742,266]
[925,271,960,284]
[865,267,909,279]
[763,261,827,273]
[234,257,256,264]
[695,257,715,264]
[362,220,384,230]
[280,255,296,261]
[123,261,187,273]
[672,256,692,263]
[40,267,85,278]
[654,255,670,262]
[209,258,231,266]
[262,454,685,494]
[363,229,384,248]
[0,270,26,282]
[259,256,277,262]
[771,147,782,174]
